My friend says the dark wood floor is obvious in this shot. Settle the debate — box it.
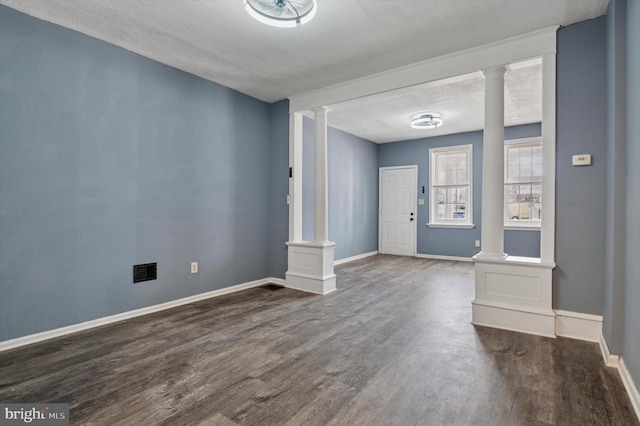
[1,255,637,425]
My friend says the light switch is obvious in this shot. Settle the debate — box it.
[418,199,425,205]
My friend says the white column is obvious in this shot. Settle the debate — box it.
[540,53,556,264]
[286,106,336,295]
[313,106,329,242]
[477,66,507,259]
[288,112,303,242]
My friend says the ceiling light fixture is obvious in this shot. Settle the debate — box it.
[410,113,443,129]
[245,0,317,28]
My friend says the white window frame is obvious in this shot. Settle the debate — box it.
[504,137,542,230]
[428,144,474,229]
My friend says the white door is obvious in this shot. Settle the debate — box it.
[379,166,417,256]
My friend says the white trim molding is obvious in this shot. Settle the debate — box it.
[334,251,378,266]
[0,277,284,353]
[416,254,473,262]
[427,223,476,229]
[598,335,640,421]
[619,358,640,421]
[429,144,474,229]
[554,310,603,342]
[270,278,286,287]
[599,334,621,367]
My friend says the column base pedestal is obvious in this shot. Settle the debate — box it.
[285,241,336,295]
[472,255,556,338]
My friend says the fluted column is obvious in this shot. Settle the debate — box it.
[477,66,507,259]
[313,106,329,242]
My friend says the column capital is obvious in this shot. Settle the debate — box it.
[481,65,509,80]
[312,105,331,115]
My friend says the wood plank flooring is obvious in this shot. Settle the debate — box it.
[1,255,638,425]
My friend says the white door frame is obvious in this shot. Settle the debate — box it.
[379,165,418,256]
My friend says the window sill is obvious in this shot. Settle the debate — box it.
[427,223,475,229]
[504,224,541,231]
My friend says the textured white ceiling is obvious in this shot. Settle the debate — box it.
[325,59,542,143]
[1,0,607,142]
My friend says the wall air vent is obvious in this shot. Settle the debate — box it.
[133,263,157,283]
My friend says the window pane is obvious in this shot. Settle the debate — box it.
[532,148,542,181]
[445,204,453,220]
[532,161,542,182]
[507,164,519,183]
[437,188,446,204]
[447,187,456,204]
[446,154,456,171]
[457,153,467,171]
[456,169,468,185]
[437,155,447,173]
[458,187,467,204]
[508,146,520,159]
[506,185,521,219]
[532,184,542,220]
[445,169,455,185]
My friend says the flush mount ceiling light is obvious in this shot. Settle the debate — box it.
[410,113,443,129]
[245,0,317,28]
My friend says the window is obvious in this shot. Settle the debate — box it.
[505,138,542,227]
[428,144,473,228]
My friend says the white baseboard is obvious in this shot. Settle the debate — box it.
[599,333,621,367]
[285,272,336,295]
[416,253,473,262]
[599,334,639,421]
[0,276,283,352]
[619,357,640,422]
[472,301,556,338]
[554,309,602,342]
[270,278,286,286]
[334,250,378,265]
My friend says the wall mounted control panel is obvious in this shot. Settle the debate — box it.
[572,154,592,166]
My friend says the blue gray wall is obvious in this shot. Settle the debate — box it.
[603,0,640,389]
[302,117,379,260]
[0,6,274,341]
[622,0,640,390]
[555,16,607,314]
[268,100,290,278]
[377,124,541,258]
[604,0,627,359]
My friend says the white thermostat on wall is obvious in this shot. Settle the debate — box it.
[572,154,592,166]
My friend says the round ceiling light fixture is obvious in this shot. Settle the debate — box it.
[245,0,317,28]
[410,113,443,129]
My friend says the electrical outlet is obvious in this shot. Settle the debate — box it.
[191,262,198,274]
[475,240,481,248]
